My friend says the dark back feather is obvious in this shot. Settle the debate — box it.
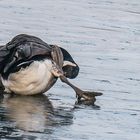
[0,34,52,73]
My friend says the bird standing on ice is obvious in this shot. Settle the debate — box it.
[0,34,102,102]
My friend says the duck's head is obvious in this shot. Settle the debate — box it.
[60,47,79,79]
[62,61,79,79]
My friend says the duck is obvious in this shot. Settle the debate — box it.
[0,34,102,102]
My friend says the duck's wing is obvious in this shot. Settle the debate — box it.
[0,34,52,73]
[0,45,10,72]
[6,34,52,57]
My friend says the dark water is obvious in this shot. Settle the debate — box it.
[0,0,140,139]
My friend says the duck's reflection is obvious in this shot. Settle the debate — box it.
[1,94,73,132]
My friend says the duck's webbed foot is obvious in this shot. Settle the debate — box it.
[59,75,102,103]
[76,90,102,103]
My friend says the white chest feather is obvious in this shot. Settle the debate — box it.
[1,60,54,95]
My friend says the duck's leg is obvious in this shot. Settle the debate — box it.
[51,45,102,102]
[61,75,103,101]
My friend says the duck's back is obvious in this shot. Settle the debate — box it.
[0,34,52,73]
